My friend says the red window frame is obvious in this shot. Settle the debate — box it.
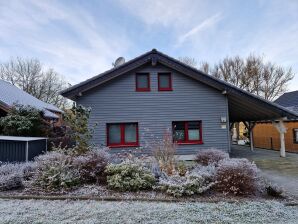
[107,123,139,148]
[158,73,172,91]
[172,121,203,145]
[136,73,150,92]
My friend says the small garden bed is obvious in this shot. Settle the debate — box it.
[0,145,287,203]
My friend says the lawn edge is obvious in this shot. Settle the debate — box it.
[0,194,296,205]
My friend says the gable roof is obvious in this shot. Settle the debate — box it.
[275,91,298,107]
[274,91,298,114]
[61,49,298,122]
[0,80,62,119]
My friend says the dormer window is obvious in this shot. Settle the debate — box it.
[158,73,172,91]
[136,73,150,92]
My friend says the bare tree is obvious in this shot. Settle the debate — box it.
[0,57,69,108]
[201,55,294,101]
[199,61,211,74]
[178,57,198,68]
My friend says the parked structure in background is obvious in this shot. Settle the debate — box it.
[0,80,63,126]
[253,90,298,153]
[0,136,47,162]
[61,49,298,157]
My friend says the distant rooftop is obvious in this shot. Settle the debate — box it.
[275,91,298,113]
[0,80,62,119]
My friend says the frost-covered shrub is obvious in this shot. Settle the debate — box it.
[105,163,156,191]
[32,152,80,191]
[0,162,36,191]
[72,148,110,184]
[266,183,283,197]
[63,105,97,154]
[151,131,177,175]
[156,173,215,197]
[21,162,37,180]
[0,174,23,191]
[177,162,187,176]
[190,164,217,182]
[195,148,229,166]
[150,161,164,179]
[215,158,258,195]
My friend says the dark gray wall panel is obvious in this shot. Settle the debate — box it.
[0,140,26,162]
[28,140,47,160]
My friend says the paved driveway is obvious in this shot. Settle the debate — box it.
[231,145,298,198]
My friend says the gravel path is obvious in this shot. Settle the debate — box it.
[0,199,297,224]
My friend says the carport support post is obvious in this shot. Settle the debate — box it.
[244,121,256,151]
[273,119,287,158]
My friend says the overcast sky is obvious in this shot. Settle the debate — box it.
[0,0,297,90]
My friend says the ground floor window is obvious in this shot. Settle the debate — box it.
[107,123,138,147]
[172,121,202,144]
[294,129,298,144]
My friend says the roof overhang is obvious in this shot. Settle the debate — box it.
[61,49,298,123]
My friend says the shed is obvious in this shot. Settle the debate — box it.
[0,136,47,162]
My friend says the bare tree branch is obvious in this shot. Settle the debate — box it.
[178,57,198,68]
[0,57,69,108]
[201,55,294,100]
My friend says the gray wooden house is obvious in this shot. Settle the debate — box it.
[61,49,297,155]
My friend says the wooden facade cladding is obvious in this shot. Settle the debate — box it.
[253,121,298,153]
[76,64,229,154]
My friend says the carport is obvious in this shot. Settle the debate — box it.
[224,86,298,157]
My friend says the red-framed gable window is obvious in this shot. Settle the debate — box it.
[172,121,203,144]
[107,123,139,147]
[158,73,172,91]
[136,73,150,92]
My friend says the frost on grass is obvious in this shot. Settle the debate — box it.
[0,199,297,224]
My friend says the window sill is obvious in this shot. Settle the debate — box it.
[158,88,173,91]
[108,144,139,148]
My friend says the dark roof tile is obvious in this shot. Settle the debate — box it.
[275,91,298,107]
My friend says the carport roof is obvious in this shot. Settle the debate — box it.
[61,49,298,122]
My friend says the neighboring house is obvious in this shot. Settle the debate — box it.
[0,80,63,125]
[61,49,297,155]
[253,91,298,153]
